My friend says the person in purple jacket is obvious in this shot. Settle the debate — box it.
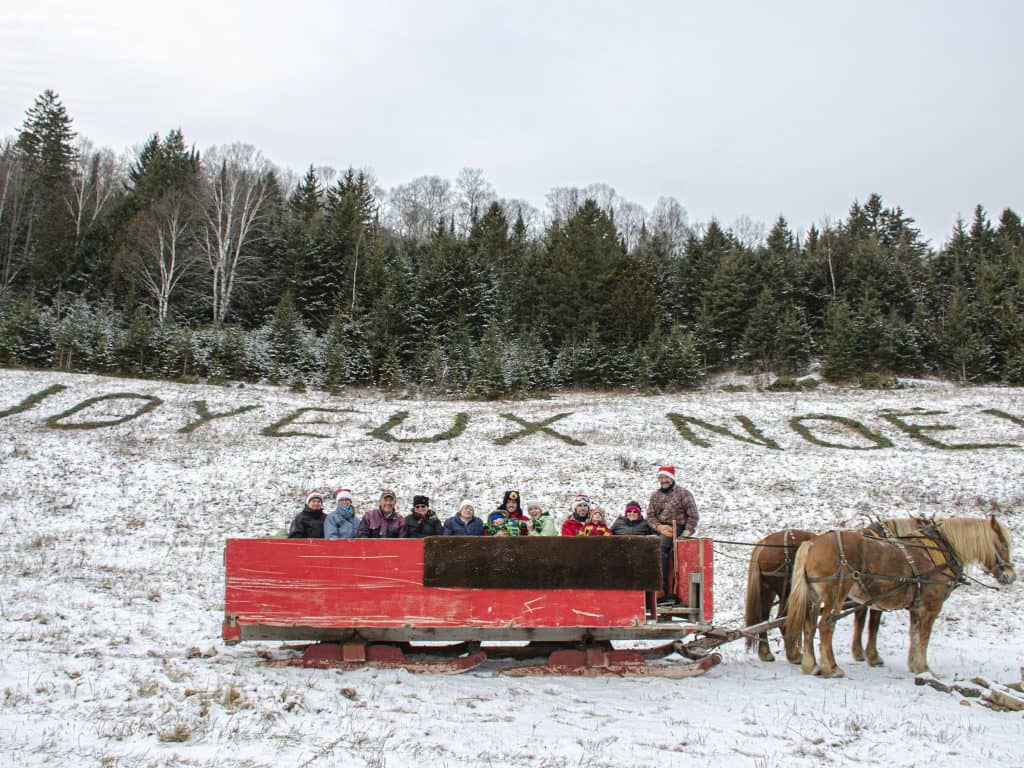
[356,489,406,538]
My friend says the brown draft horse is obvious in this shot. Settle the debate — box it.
[745,518,921,664]
[849,516,928,665]
[784,515,1015,677]
[744,528,816,662]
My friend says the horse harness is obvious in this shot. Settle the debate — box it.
[761,529,801,596]
[809,523,966,625]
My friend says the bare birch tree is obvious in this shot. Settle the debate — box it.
[499,198,542,238]
[454,167,495,234]
[615,199,647,251]
[731,215,766,249]
[125,191,198,323]
[651,196,690,255]
[66,139,124,246]
[0,142,36,297]
[545,186,582,225]
[198,143,270,323]
[385,175,452,241]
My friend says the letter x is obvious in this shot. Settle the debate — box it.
[495,412,585,446]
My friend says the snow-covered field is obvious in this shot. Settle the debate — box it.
[1,368,1023,767]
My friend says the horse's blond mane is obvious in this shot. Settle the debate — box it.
[935,516,1010,569]
[880,516,930,537]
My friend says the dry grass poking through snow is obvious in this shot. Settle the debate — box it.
[0,369,1023,767]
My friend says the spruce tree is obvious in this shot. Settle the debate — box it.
[267,290,304,384]
[773,306,812,375]
[822,300,859,381]
[16,90,78,290]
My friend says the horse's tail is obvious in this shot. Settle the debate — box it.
[744,546,766,652]
[783,541,814,651]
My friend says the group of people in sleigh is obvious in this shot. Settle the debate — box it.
[288,465,699,593]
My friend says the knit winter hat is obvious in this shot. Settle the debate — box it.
[458,500,475,514]
[657,466,676,482]
[572,494,592,512]
[487,510,507,525]
[305,489,324,505]
[335,488,353,504]
[624,501,642,514]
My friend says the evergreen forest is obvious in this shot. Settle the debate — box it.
[2,90,1023,397]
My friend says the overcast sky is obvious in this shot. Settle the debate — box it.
[2,0,1021,245]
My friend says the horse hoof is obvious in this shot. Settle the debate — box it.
[825,667,845,678]
[868,657,884,668]
[802,662,820,676]
[851,651,865,662]
[759,652,776,663]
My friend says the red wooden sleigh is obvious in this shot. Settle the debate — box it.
[223,536,719,676]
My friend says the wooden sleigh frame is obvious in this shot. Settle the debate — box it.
[223,537,716,676]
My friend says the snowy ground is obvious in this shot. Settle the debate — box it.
[1,368,1023,767]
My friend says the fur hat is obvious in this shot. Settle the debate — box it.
[657,466,676,483]
[501,490,520,509]
[412,494,430,509]
[305,489,323,506]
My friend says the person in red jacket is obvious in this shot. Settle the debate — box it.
[580,507,612,536]
[561,494,592,536]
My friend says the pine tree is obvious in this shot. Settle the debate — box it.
[822,300,859,381]
[377,344,403,389]
[773,306,812,375]
[738,287,779,371]
[16,90,76,192]
[15,90,78,290]
[289,166,323,223]
[943,286,990,381]
[655,324,702,388]
[127,129,200,205]
[267,290,304,383]
[469,322,507,398]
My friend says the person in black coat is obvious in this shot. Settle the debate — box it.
[403,494,442,538]
[611,500,656,536]
[288,490,326,538]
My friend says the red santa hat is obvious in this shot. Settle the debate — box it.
[335,488,353,503]
[657,466,676,482]
[305,489,324,505]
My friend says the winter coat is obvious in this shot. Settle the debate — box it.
[403,510,443,538]
[611,515,656,536]
[561,515,588,537]
[485,519,523,536]
[357,507,406,538]
[324,505,358,539]
[499,492,530,534]
[288,506,325,538]
[442,515,485,536]
[580,521,611,536]
[527,513,557,536]
[647,484,699,536]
